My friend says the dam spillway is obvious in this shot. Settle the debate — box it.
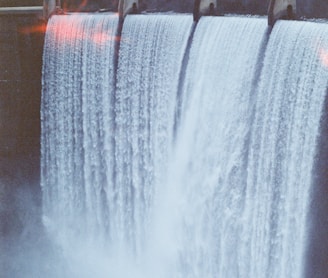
[41,12,328,278]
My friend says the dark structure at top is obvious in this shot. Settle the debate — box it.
[39,0,328,22]
[268,0,296,26]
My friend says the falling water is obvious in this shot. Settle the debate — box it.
[41,13,194,277]
[170,18,328,278]
[170,16,269,277]
[244,21,328,278]
[41,13,119,276]
[41,13,328,278]
[114,14,193,261]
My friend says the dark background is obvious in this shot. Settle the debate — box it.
[60,0,328,18]
[0,10,45,275]
[0,0,328,17]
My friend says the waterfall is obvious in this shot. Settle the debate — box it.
[171,16,268,277]
[41,13,328,278]
[169,17,328,278]
[41,13,194,277]
[41,13,119,275]
[114,14,193,258]
[245,21,328,278]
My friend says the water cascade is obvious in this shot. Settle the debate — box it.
[41,13,119,276]
[245,20,328,278]
[171,16,268,277]
[41,12,328,278]
[114,13,193,268]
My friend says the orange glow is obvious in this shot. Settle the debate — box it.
[47,16,121,47]
[91,33,121,44]
[18,4,121,47]
[319,48,328,68]
[19,22,47,35]
[91,19,121,45]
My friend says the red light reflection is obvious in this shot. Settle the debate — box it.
[19,13,120,47]
[49,15,120,46]
[19,22,47,35]
[17,0,121,49]
[92,32,121,44]
[319,48,328,68]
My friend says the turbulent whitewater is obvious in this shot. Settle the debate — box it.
[246,21,328,278]
[114,14,193,270]
[41,13,328,278]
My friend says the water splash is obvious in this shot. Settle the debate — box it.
[41,14,328,278]
[42,12,118,255]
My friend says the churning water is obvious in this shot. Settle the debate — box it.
[41,13,328,278]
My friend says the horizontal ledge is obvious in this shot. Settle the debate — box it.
[0,6,43,15]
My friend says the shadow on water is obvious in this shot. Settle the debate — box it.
[305,89,328,278]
